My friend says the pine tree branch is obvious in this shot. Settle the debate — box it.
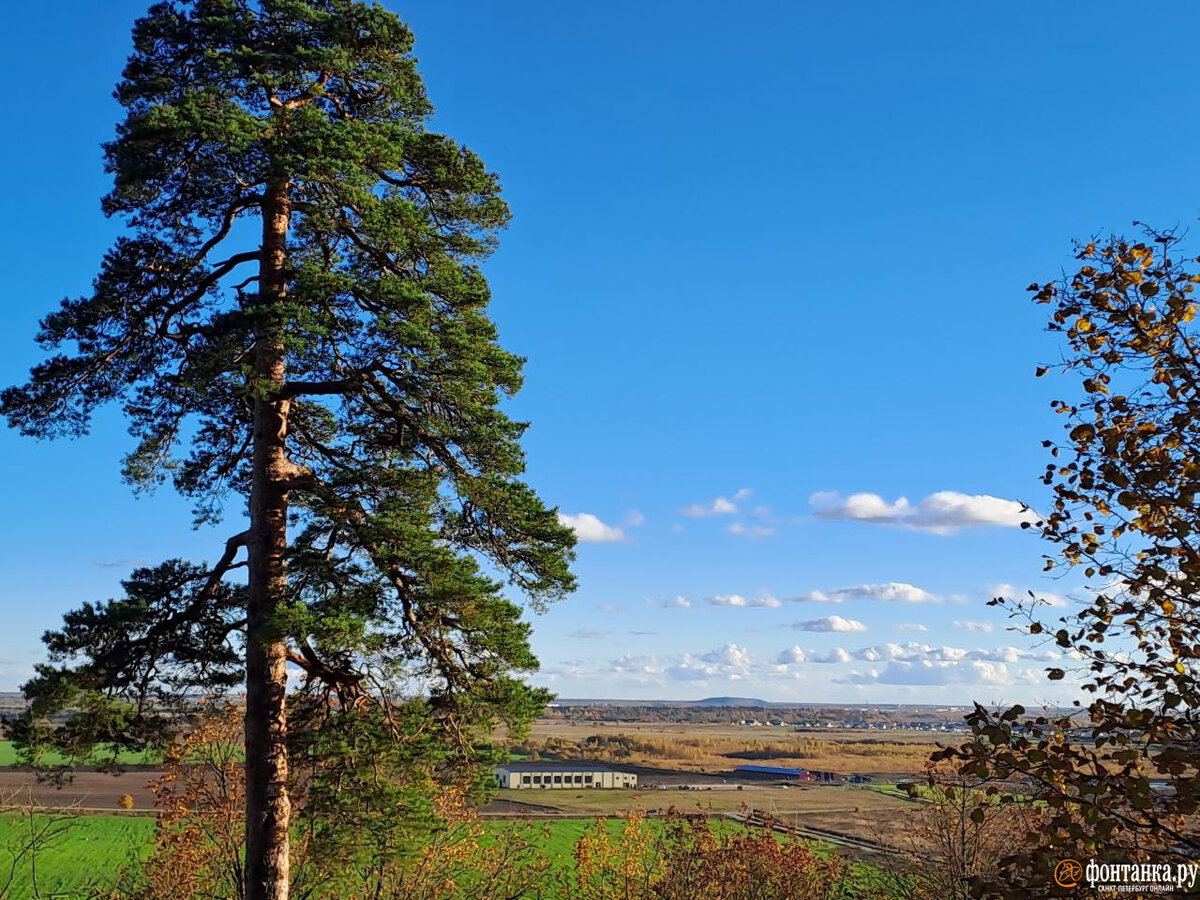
[200,530,252,602]
[192,196,263,264]
[273,378,363,400]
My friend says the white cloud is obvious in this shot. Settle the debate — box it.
[728,522,775,538]
[809,647,853,664]
[810,490,911,522]
[705,643,752,666]
[537,633,1064,698]
[834,582,939,604]
[810,490,1036,534]
[609,654,662,677]
[953,620,994,633]
[777,646,807,664]
[968,647,1029,663]
[896,623,929,633]
[840,659,1015,686]
[846,641,1054,666]
[708,593,782,608]
[788,582,938,604]
[992,583,1068,608]
[926,645,969,661]
[623,510,646,528]
[788,590,841,603]
[793,615,868,633]
[854,642,915,662]
[681,489,753,518]
[646,595,692,609]
[558,512,626,543]
[666,643,755,682]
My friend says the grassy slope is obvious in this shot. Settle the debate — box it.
[0,815,890,899]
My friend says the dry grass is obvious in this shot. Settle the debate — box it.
[489,782,922,847]
[514,722,950,777]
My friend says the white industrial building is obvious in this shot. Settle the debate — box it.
[496,762,637,790]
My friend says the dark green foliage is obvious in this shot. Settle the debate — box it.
[5,0,573,815]
[290,699,445,888]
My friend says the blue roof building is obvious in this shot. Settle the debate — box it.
[732,764,810,779]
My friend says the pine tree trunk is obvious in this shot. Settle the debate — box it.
[245,177,293,900]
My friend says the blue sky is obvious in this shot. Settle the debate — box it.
[3,2,1199,703]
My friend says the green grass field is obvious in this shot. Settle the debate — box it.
[0,814,154,898]
[0,814,887,900]
[0,740,160,768]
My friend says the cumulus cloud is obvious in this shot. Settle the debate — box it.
[844,641,1056,667]
[558,512,626,543]
[777,640,1060,686]
[666,643,754,682]
[597,644,766,685]
[708,593,782,608]
[608,653,662,677]
[810,490,1036,534]
[853,642,916,662]
[896,623,929,633]
[543,634,1061,695]
[788,590,840,603]
[967,646,1061,663]
[788,582,938,604]
[809,647,853,664]
[706,644,752,666]
[853,582,937,603]
[646,595,692,609]
[681,488,753,518]
[793,615,868,633]
[953,620,994,633]
[777,646,807,664]
[840,659,1015,686]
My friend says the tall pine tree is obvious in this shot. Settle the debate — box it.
[2,3,576,899]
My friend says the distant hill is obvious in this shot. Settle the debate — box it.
[552,697,781,708]
[693,697,772,707]
[548,697,984,711]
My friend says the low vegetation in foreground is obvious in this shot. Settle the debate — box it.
[0,810,893,900]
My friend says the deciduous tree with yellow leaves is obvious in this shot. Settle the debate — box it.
[936,228,1200,897]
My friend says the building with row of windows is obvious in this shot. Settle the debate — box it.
[495,762,638,790]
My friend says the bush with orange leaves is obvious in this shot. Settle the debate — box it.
[102,702,249,900]
[574,810,872,900]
